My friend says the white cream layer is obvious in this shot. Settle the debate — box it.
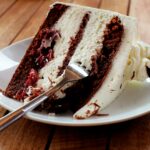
[74,41,150,119]
[69,9,113,70]
[72,7,138,118]
[27,2,140,119]
[37,6,87,91]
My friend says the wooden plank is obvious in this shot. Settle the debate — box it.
[129,0,150,43]
[109,114,150,150]
[0,0,44,48]
[0,118,53,150]
[0,0,16,17]
[100,0,129,14]
[14,0,56,42]
[14,0,73,42]
[73,0,101,8]
[49,126,109,150]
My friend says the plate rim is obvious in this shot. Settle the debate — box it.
[0,94,150,126]
[0,37,150,126]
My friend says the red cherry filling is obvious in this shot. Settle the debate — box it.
[35,50,54,69]
[47,50,54,60]
[15,29,60,100]
[15,87,42,100]
[34,29,60,69]
[25,69,38,87]
[15,88,26,100]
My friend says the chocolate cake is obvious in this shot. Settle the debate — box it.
[5,2,137,119]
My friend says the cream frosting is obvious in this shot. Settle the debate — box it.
[125,41,150,81]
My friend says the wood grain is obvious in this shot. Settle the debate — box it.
[0,118,53,150]
[0,0,16,17]
[0,0,44,48]
[109,115,150,150]
[14,0,53,42]
[49,126,109,150]
[129,0,150,43]
[14,0,72,42]
[100,0,129,14]
[73,0,101,8]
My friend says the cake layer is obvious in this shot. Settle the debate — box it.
[5,4,69,99]
[41,16,124,115]
[73,10,137,118]
[5,3,90,101]
[37,7,90,91]
[5,2,138,119]
[38,4,125,103]
[39,3,137,118]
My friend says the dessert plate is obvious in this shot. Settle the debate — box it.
[0,38,150,126]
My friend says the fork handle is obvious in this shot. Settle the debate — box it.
[0,108,24,131]
[0,94,48,131]
[0,78,68,131]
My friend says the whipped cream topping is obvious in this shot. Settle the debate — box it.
[125,41,150,81]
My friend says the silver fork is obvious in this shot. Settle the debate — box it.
[0,63,88,131]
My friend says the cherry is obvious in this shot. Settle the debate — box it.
[25,69,38,87]
[47,50,54,60]
[15,88,26,100]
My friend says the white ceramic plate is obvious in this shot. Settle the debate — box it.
[0,38,150,126]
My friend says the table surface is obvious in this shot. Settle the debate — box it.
[0,0,150,149]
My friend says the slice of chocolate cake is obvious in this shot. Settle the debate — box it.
[5,2,137,119]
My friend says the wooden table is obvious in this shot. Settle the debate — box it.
[0,0,150,149]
